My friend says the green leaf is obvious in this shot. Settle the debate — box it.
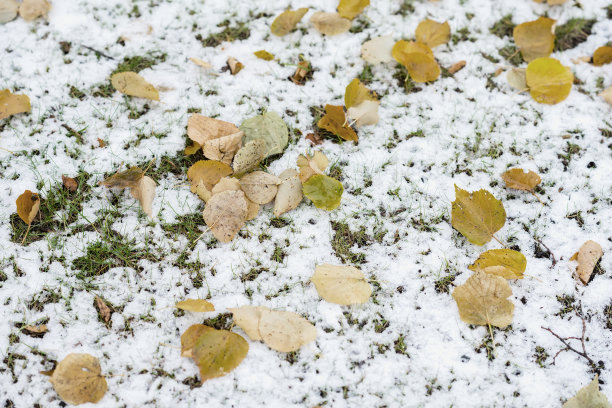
[302,174,343,210]
[239,111,288,158]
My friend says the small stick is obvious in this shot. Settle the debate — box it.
[530,191,545,206]
[80,45,115,60]
[21,223,31,245]
[533,236,557,267]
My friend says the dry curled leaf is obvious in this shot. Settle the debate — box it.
[176,299,215,313]
[227,57,243,75]
[469,249,527,279]
[361,35,394,64]
[571,240,603,285]
[415,19,450,48]
[337,0,369,20]
[306,132,324,146]
[310,11,351,36]
[203,190,248,243]
[19,0,50,21]
[129,175,156,218]
[187,160,233,191]
[187,114,240,146]
[94,296,112,324]
[239,171,281,204]
[0,0,19,23]
[271,8,308,36]
[451,185,506,246]
[228,305,268,341]
[392,40,440,83]
[563,375,611,408]
[62,175,78,192]
[49,354,107,405]
[16,190,40,225]
[317,104,358,142]
[273,169,302,217]
[297,151,328,183]
[452,271,514,328]
[202,131,243,165]
[506,68,527,91]
[111,72,159,101]
[232,139,267,175]
[525,57,573,104]
[311,264,371,305]
[513,17,556,62]
[593,46,612,67]
[0,89,31,120]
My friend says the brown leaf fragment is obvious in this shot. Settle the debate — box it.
[16,190,40,225]
[290,60,311,85]
[317,104,358,142]
[23,324,47,337]
[97,138,106,148]
[571,240,603,285]
[49,354,108,405]
[306,132,324,146]
[100,167,144,189]
[448,60,466,74]
[190,57,212,69]
[62,175,78,192]
[94,296,112,324]
[227,57,244,75]
[0,89,31,120]
[202,131,243,165]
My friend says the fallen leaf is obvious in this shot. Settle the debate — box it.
[187,114,240,146]
[602,85,612,105]
[259,309,317,352]
[18,0,50,21]
[228,305,268,341]
[346,99,380,127]
[344,78,378,109]
[187,160,233,191]
[211,176,241,195]
[392,40,440,83]
[361,35,394,64]
[310,11,351,36]
[273,169,302,217]
[190,57,212,69]
[311,264,371,305]
[525,57,573,104]
[181,324,248,384]
[49,354,107,405]
[452,271,514,328]
[100,167,144,189]
[271,8,308,36]
[571,240,603,285]
[176,299,215,313]
[306,132,324,146]
[513,17,556,62]
[254,50,275,61]
[203,190,248,242]
[415,19,450,48]
[94,296,112,324]
[245,198,259,220]
[563,375,611,408]
[232,139,267,175]
[448,60,466,74]
[451,185,506,246]
[129,175,156,218]
[0,89,31,120]
[501,168,541,192]
[239,171,281,204]
[506,68,527,91]
[297,151,328,183]
[111,72,159,101]
[61,175,78,192]
[16,190,40,225]
[202,131,243,165]
[184,141,201,155]
[193,180,212,202]
[23,324,47,337]
[302,174,343,211]
[289,60,311,85]
[239,111,288,158]
[97,138,106,148]
[593,46,612,66]
[317,104,358,142]
[227,57,243,75]
[469,249,527,279]
[0,0,18,24]
[337,0,369,20]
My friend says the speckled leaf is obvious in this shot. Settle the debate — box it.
[310,12,351,36]
[0,89,31,119]
[415,19,450,48]
[311,264,371,305]
[49,354,107,405]
[501,168,541,192]
[317,104,358,142]
[361,35,394,64]
[239,112,288,158]
[16,190,40,225]
[273,169,302,216]
[239,171,281,204]
[176,299,215,313]
[302,174,343,211]
[202,190,248,243]
[469,249,527,279]
[563,375,611,408]
[452,271,514,328]
[451,185,506,246]
[513,17,555,62]
[270,8,308,36]
[111,72,159,101]
[525,57,573,104]
[571,240,603,285]
[337,0,369,20]
[232,139,267,175]
[259,309,317,352]
[211,176,241,195]
[187,160,233,191]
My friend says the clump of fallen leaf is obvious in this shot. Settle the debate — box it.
[563,375,611,408]
[227,57,243,75]
[271,8,308,36]
[392,40,440,83]
[100,167,156,218]
[337,0,369,20]
[469,249,526,279]
[451,185,506,246]
[525,57,573,104]
[19,0,50,21]
[513,17,556,62]
[176,299,215,313]
[0,89,31,119]
[111,72,159,101]
[181,324,248,383]
[297,151,328,183]
[571,240,603,285]
[49,353,108,405]
[311,264,371,305]
[187,114,243,164]
[310,11,351,36]
[415,19,450,48]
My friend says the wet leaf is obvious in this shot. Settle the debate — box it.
[232,139,267,175]
[49,354,107,405]
[100,167,144,189]
[240,111,288,158]
[176,299,215,313]
[506,68,527,91]
[513,17,556,62]
[451,185,506,246]
[203,190,248,243]
[593,46,612,66]
[361,35,394,64]
[254,50,275,61]
[302,174,343,211]
[129,175,156,218]
[452,271,514,328]
[111,72,159,101]
[346,99,380,127]
[181,324,248,384]
[317,104,358,142]
[571,240,603,285]
[337,0,369,20]
[202,131,243,165]
[415,19,450,48]
[187,160,233,191]
[392,40,440,83]
[0,0,19,23]
[563,375,611,408]
[311,264,371,305]
[239,171,281,204]
[0,89,31,120]
[501,168,541,192]
[259,309,317,352]
[310,12,351,36]
[297,151,328,183]
[18,0,50,21]
[187,114,240,146]
[525,57,573,104]
[344,78,378,109]
[271,8,308,36]
[274,169,302,217]
[16,190,40,225]
[469,249,527,279]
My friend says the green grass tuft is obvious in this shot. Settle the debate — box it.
[490,15,515,39]
[554,19,596,52]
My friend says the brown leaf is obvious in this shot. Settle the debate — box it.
[100,167,144,189]
[317,104,358,142]
[501,168,541,192]
[290,60,311,85]
[227,57,243,75]
[571,240,603,285]
[49,354,107,405]
[23,324,47,337]
[202,190,248,243]
[16,190,40,225]
[0,89,31,120]
[232,139,267,175]
[306,132,324,146]
[94,296,112,324]
[448,60,466,74]
[61,175,78,192]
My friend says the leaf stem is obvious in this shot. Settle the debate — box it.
[530,191,545,206]
[21,223,31,246]
[491,234,507,248]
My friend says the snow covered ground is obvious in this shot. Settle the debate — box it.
[1,0,611,406]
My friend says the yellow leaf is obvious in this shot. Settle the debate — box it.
[129,175,156,218]
[239,171,281,205]
[361,35,394,64]
[501,168,541,192]
[297,151,328,183]
[525,57,573,104]
[469,249,527,279]
[187,160,233,191]
[211,176,241,195]
[571,240,603,285]
[258,309,317,352]
[310,11,351,36]
[415,19,450,48]
[346,99,380,127]
[187,114,240,146]
[593,46,612,66]
[254,50,275,61]
[184,141,201,155]
[100,167,144,189]
[273,169,302,217]
[563,375,611,408]
[18,0,50,21]
[513,17,556,62]
[311,264,371,305]
[111,72,159,101]
[451,185,506,246]
[271,8,308,36]
[452,271,514,328]
[392,40,440,83]
[49,354,107,405]
[202,190,248,242]
[344,78,378,109]
[317,104,358,142]
[337,0,369,20]
[0,89,31,120]
[176,299,215,313]
[16,190,40,225]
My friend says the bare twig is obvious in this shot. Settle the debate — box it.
[533,236,557,267]
[542,313,595,368]
[79,45,115,60]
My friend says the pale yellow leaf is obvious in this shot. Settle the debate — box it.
[506,68,527,91]
[202,131,243,165]
[187,114,240,146]
[111,72,159,101]
[273,169,302,217]
[49,354,107,405]
[18,0,50,21]
[190,57,212,69]
[310,12,351,36]
[202,190,248,243]
[228,305,269,341]
[129,175,156,218]
[0,0,18,24]
[346,99,380,127]
[571,240,603,285]
[258,309,317,352]
[311,264,371,305]
[469,249,527,279]
[361,35,394,64]
[232,139,267,175]
[176,299,215,313]
[271,8,308,36]
[239,171,281,204]
[563,375,611,408]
